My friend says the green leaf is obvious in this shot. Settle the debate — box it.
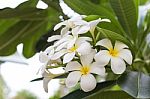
[22,20,47,57]
[0,8,48,20]
[97,27,133,48]
[0,0,60,58]
[61,80,116,99]
[64,0,125,35]
[84,90,132,99]
[117,71,150,98]
[110,0,138,41]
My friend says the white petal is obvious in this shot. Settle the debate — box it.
[77,42,91,55]
[53,35,72,47]
[96,39,113,50]
[63,52,75,64]
[73,20,88,25]
[90,62,106,76]
[43,77,51,93]
[42,71,54,92]
[54,21,67,31]
[94,50,110,66]
[61,27,69,36]
[80,50,96,66]
[67,36,77,49]
[80,74,96,92]
[100,19,111,22]
[118,49,133,65]
[65,61,82,72]
[39,52,49,63]
[55,42,68,51]
[51,49,67,60]
[111,57,126,74]
[70,16,82,21]
[77,25,90,34]
[72,26,80,35]
[65,71,81,88]
[77,37,92,42]
[89,18,101,33]
[45,46,54,54]
[114,41,128,51]
[47,35,61,42]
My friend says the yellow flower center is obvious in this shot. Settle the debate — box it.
[80,66,90,75]
[68,45,78,52]
[109,48,118,57]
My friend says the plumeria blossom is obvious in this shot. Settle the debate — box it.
[54,15,90,36]
[51,36,92,64]
[65,51,106,92]
[54,15,110,36]
[39,46,62,74]
[94,39,133,74]
[37,16,116,93]
[39,46,55,73]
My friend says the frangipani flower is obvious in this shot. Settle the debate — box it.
[54,15,90,36]
[50,35,92,64]
[65,52,106,92]
[51,40,92,64]
[94,39,133,74]
[39,46,62,74]
[71,18,111,35]
[39,46,55,63]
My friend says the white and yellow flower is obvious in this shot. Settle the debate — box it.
[94,39,133,74]
[65,52,106,92]
[54,15,90,36]
[51,35,92,64]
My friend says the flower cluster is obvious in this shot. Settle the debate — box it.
[39,15,133,92]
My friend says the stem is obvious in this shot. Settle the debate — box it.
[91,31,96,45]
[96,31,101,41]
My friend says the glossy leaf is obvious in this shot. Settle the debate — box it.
[61,80,116,99]
[84,90,132,99]
[110,0,138,41]
[117,71,150,98]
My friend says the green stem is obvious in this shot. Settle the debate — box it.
[91,31,96,45]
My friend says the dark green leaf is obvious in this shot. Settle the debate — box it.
[0,8,48,20]
[117,71,150,98]
[110,0,138,41]
[30,77,44,82]
[64,0,125,35]
[61,80,116,99]
[84,90,132,99]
